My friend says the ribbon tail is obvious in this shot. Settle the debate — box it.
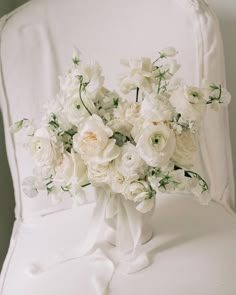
[89,249,114,295]
[26,188,109,275]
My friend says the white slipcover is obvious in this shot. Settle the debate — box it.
[0,0,235,294]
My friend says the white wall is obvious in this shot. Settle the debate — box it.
[0,0,235,270]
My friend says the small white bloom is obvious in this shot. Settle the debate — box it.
[160,47,178,58]
[73,114,120,164]
[54,149,88,187]
[114,100,141,125]
[107,119,132,138]
[109,168,126,194]
[136,197,155,213]
[114,142,147,179]
[118,57,154,94]
[63,94,97,126]
[137,124,176,167]
[172,130,198,168]
[124,180,151,202]
[88,163,110,186]
[210,87,231,111]
[161,59,181,79]
[170,86,206,123]
[29,127,59,167]
[141,93,174,122]
[76,62,104,100]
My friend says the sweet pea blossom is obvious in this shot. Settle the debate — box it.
[118,57,154,94]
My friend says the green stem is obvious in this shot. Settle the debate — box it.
[136,87,139,102]
[79,78,92,116]
[82,183,91,188]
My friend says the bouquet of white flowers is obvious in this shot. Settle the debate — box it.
[12,47,231,214]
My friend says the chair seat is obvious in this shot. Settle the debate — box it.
[1,194,236,295]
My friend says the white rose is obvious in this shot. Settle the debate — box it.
[141,93,174,122]
[170,86,206,122]
[114,143,147,178]
[88,163,110,186]
[137,124,176,167]
[159,47,178,58]
[172,131,198,168]
[124,180,151,202]
[29,127,59,167]
[118,57,154,94]
[54,150,88,187]
[73,114,120,164]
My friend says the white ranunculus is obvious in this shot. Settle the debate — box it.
[172,131,198,168]
[88,163,110,186]
[118,57,154,94]
[73,114,120,164]
[54,149,88,187]
[29,127,59,167]
[170,86,206,122]
[137,124,176,167]
[160,47,178,58]
[141,93,174,122]
[114,143,147,179]
[136,197,155,213]
[124,180,151,202]
[63,92,97,126]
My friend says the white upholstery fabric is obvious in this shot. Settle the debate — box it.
[0,0,236,294]
[1,194,236,295]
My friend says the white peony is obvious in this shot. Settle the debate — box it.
[113,100,141,125]
[141,93,174,122]
[172,131,198,168]
[114,142,147,179]
[73,114,120,164]
[29,127,59,167]
[137,124,176,167]
[118,57,154,94]
[54,149,88,187]
[170,86,206,122]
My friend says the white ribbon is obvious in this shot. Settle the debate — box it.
[26,188,152,294]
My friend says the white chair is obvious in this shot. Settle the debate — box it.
[0,0,236,294]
